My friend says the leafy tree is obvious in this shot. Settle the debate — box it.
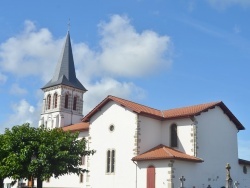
[1,123,95,188]
[0,134,8,188]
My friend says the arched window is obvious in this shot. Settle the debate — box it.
[73,96,77,110]
[170,124,178,147]
[64,94,69,109]
[47,94,51,110]
[53,93,58,108]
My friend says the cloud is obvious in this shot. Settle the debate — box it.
[98,15,172,77]
[0,15,173,127]
[2,99,41,132]
[10,83,27,95]
[83,77,146,114]
[207,0,250,9]
[0,72,7,84]
[0,20,63,82]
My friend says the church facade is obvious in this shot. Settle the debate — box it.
[5,32,249,188]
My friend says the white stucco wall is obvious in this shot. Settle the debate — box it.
[87,101,138,188]
[138,116,162,153]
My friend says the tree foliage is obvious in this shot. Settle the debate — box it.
[0,123,95,188]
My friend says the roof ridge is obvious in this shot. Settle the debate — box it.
[109,95,161,112]
[163,101,222,111]
[162,146,174,157]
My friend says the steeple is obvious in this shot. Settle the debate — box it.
[42,31,87,91]
[40,31,86,129]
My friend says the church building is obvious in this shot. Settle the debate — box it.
[35,31,250,187]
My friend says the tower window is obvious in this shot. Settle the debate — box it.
[170,124,178,147]
[47,94,51,110]
[64,94,69,109]
[106,149,115,174]
[73,96,77,110]
[53,93,58,108]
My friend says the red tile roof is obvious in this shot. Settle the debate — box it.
[82,95,163,121]
[62,122,89,132]
[162,101,221,118]
[239,159,250,165]
[132,144,203,162]
[82,95,244,130]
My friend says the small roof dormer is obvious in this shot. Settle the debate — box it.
[42,31,87,91]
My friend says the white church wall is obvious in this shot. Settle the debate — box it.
[161,118,194,155]
[136,160,172,188]
[236,164,250,186]
[138,116,162,153]
[87,101,138,188]
[195,106,240,182]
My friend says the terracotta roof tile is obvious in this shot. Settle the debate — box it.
[132,144,203,162]
[162,101,221,118]
[239,159,250,165]
[62,122,89,132]
[82,95,244,130]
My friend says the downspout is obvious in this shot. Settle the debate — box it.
[133,161,138,188]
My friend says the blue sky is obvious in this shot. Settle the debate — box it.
[0,0,249,160]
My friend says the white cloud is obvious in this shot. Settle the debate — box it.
[0,20,63,81]
[98,15,172,77]
[10,83,27,95]
[83,77,146,114]
[0,72,7,84]
[3,99,41,131]
[0,15,173,125]
[207,0,250,9]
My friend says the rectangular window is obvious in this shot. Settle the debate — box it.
[111,150,115,173]
[106,149,115,174]
[80,156,85,165]
[106,150,111,173]
[79,173,83,183]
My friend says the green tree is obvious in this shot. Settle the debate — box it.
[0,133,8,188]
[1,123,95,188]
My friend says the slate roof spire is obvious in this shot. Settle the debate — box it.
[42,31,87,91]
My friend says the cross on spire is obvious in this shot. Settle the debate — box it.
[68,19,71,32]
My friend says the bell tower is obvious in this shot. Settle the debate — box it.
[39,31,87,128]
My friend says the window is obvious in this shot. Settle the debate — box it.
[80,156,85,165]
[170,124,178,147]
[53,93,58,108]
[73,96,77,110]
[79,173,83,183]
[64,94,69,108]
[47,94,51,110]
[106,149,115,173]
[243,165,247,174]
[109,125,115,132]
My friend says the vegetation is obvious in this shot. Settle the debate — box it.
[0,123,95,188]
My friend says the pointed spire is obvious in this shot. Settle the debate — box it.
[42,32,87,91]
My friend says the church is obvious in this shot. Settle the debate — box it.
[11,31,250,187]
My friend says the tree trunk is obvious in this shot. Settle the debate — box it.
[37,177,43,188]
[0,178,3,188]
